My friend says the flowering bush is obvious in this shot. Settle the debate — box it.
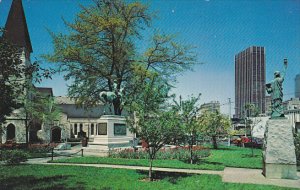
[108,145,210,161]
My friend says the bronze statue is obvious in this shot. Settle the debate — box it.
[266,59,288,118]
[99,79,124,114]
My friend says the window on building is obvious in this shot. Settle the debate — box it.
[91,124,94,135]
[74,124,77,135]
[98,123,107,135]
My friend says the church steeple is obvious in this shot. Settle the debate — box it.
[4,0,33,54]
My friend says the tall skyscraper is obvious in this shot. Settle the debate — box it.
[235,46,266,118]
[295,74,300,98]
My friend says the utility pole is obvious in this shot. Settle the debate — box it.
[228,98,232,119]
[228,98,232,146]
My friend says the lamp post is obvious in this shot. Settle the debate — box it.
[293,106,297,133]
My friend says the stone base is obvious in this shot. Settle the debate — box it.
[82,145,109,157]
[84,115,134,153]
[263,118,298,180]
[263,163,298,179]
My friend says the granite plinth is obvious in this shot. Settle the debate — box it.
[263,118,298,179]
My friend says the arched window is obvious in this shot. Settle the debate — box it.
[51,127,61,142]
[6,124,15,141]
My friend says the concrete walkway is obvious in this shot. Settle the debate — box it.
[223,167,300,189]
[26,158,300,189]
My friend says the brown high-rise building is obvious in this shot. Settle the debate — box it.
[235,46,266,118]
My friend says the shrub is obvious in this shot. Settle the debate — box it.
[108,146,210,162]
[27,144,53,154]
[294,134,300,166]
[0,150,28,164]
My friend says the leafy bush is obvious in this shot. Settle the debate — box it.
[0,150,28,164]
[294,134,300,166]
[109,146,210,162]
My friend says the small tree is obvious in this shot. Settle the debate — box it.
[22,86,61,144]
[127,69,182,181]
[173,94,201,164]
[244,103,260,156]
[199,111,231,149]
[136,110,181,180]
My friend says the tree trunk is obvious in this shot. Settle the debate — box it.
[189,134,194,164]
[250,126,254,157]
[25,113,28,146]
[149,158,153,181]
[190,145,193,164]
[212,135,218,149]
[113,98,122,115]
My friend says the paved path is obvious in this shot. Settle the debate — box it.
[223,167,300,189]
[26,158,222,175]
[26,158,300,189]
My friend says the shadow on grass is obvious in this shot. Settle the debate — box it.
[241,154,260,158]
[0,175,85,190]
[197,159,224,166]
[210,147,239,151]
[137,170,192,184]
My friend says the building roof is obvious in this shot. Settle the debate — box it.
[55,96,107,118]
[58,104,104,118]
[55,96,76,104]
[3,0,33,53]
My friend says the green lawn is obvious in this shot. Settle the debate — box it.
[206,146,262,169]
[51,146,262,170]
[0,164,295,190]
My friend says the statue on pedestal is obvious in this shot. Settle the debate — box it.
[263,58,298,180]
[266,59,288,118]
[99,80,124,115]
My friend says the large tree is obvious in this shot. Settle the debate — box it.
[45,0,196,114]
[0,29,23,124]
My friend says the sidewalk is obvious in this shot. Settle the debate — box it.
[26,158,300,189]
[223,167,300,189]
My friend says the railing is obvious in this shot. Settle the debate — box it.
[50,148,83,161]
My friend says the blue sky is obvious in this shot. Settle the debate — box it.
[1,0,300,115]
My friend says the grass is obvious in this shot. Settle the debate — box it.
[51,146,263,170]
[206,146,262,169]
[0,164,296,190]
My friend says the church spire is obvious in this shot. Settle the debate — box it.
[4,0,33,53]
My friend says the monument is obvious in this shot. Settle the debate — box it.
[85,80,134,152]
[263,59,298,179]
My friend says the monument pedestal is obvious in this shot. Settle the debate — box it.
[263,118,298,179]
[84,115,134,153]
